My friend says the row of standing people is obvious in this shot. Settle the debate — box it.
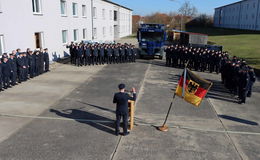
[220,56,256,104]
[67,42,139,66]
[165,44,227,74]
[165,44,256,104]
[0,48,50,91]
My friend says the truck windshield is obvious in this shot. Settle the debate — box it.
[141,32,164,41]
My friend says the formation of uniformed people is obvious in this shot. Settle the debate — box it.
[165,44,256,104]
[67,42,138,66]
[165,44,226,73]
[0,48,50,91]
[220,56,256,104]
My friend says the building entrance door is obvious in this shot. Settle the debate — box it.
[35,32,44,49]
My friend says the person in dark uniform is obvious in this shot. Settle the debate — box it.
[247,66,256,97]
[39,49,44,74]
[2,57,11,89]
[238,63,249,104]
[106,45,113,64]
[22,52,29,80]
[28,51,36,78]
[99,44,105,65]
[113,84,137,136]
[16,53,25,83]
[43,48,50,72]
[92,45,99,65]
[35,51,40,76]
[9,53,18,86]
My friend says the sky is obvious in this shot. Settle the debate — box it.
[111,0,240,16]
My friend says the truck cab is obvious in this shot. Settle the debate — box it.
[137,24,166,59]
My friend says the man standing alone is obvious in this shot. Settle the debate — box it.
[113,84,136,136]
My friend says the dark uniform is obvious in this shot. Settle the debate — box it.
[9,55,18,85]
[2,59,11,89]
[113,86,136,136]
[43,49,50,72]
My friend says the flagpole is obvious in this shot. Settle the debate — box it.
[158,60,190,132]
[157,94,176,132]
[182,60,189,97]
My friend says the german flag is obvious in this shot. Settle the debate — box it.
[175,68,213,107]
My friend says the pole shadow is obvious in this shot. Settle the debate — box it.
[50,109,115,135]
[218,115,258,126]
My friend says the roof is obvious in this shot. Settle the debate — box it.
[102,0,133,11]
[215,0,249,9]
[172,29,208,36]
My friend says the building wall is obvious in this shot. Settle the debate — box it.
[0,0,132,60]
[214,0,260,31]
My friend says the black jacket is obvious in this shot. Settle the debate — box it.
[113,92,136,113]
[2,62,11,76]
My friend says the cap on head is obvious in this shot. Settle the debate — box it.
[118,83,125,90]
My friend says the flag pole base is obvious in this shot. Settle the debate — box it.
[157,125,169,132]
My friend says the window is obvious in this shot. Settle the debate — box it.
[73,29,78,41]
[62,30,68,44]
[82,5,86,17]
[114,10,118,21]
[109,10,112,20]
[60,0,67,16]
[32,0,42,14]
[103,27,106,37]
[93,28,97,39]
[102,9,105,19]
[83,28,87,39]
[72,3,78,16]
[0,35,5,55]
[93,7,97,18]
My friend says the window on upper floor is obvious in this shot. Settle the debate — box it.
[32,0,42,14]
[93,28,97,39]
[73,29,79,41]
[93,7,97,18]
[60,0,67,16]
[62,30,68,44]
[72,3,78,16]
[102,9,105,20]
[114,11,118,21]
[82,5,86,17]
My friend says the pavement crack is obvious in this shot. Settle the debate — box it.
[110,136,122,160]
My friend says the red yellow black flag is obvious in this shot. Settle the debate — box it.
[175,68,213,107]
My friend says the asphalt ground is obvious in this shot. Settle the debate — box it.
[0,59,259,160]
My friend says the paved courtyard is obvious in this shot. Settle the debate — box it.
[0,56,259,160]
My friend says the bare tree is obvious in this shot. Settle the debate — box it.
[178,1,198,17]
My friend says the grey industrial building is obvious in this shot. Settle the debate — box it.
[214,0,260,31]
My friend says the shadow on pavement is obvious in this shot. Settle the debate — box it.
[218,115,259,126]
[50,109,115,135]
[76,101,115,114]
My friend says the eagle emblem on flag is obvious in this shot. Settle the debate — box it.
[186,80,199,94]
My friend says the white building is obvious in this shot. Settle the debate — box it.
[0,0,132,60]
[214,0,260,31]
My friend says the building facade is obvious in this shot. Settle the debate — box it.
[0,0,132,60]
[214,0,260,31]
